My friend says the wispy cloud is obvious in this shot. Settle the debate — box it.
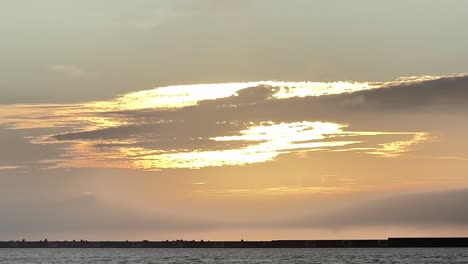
[192,182,208,185]
[50,64,89,77]
[196,185,364,196]
[0,166,21,171]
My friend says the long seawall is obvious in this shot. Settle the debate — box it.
[1,238,468,248]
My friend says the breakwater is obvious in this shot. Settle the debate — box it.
[1,238,468,248]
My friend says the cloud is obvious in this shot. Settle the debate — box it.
[0,193,215,236]
[336,75,468,112]
[50,65,88,77]
[296,188,468,229]
[2,188,467,237]
[180,0,256,15]
[46,121,427,170]
[192,182,208,185]
[195,185,362,196]
[0,74,467,171]
[0,166,20,170]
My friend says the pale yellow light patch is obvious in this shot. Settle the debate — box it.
[195,185,364,196]
[129,147,280,170]
[88,82,266,111]
[0,166,21,170]
[367,132,430,157]
[212,121,345,142]
[192,182,208,185]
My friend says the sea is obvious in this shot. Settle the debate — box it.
[0,248,467,263]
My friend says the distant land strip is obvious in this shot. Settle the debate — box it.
[2,238,468,248]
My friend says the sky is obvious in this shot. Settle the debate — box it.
[1,0,468,241]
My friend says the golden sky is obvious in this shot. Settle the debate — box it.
[1,0,468,241]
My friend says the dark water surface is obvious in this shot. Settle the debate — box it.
[1,248,467,263]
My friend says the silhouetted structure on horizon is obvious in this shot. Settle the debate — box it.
[1,237,468,248]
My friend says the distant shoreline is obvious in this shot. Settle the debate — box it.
[2,238,468,248]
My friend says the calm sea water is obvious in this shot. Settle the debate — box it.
[0,248,467,263]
